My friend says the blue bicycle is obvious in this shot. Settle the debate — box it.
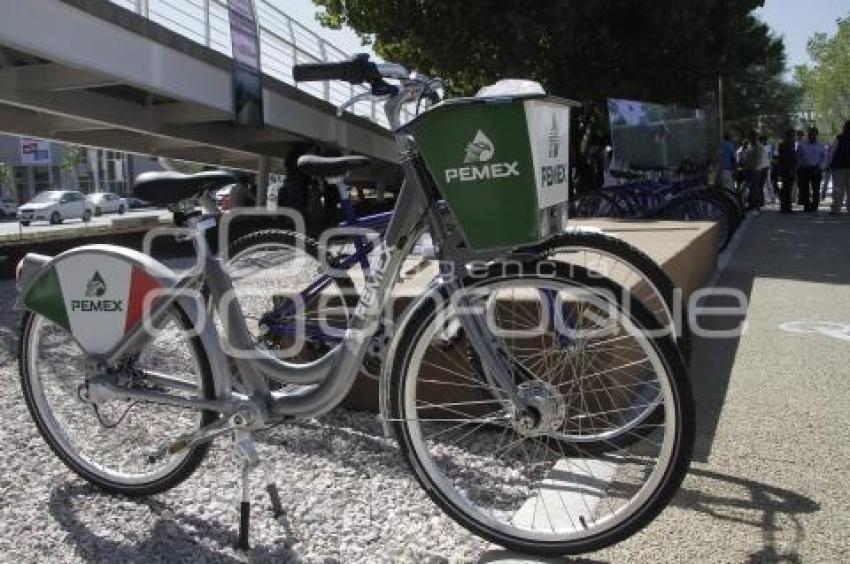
[224,172,693,378]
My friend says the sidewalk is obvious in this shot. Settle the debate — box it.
[584,209,850,562]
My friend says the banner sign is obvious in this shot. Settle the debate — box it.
[227,0,264,127]
[607,99,708,170]
[20,138,51,165]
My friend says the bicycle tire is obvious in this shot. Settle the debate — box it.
[657,192,736,251]
[225,228,359,359]
[569,191,626,218]
[539,230,692,364]
[19,305,217,497]
[389,260,694,556]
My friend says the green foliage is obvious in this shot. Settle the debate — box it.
[59,145,85,172]
[314,1,791,108]
[0,161,12,189]
[313,0,798,183]
[796,15,850,138]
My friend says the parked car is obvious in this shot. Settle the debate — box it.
[0,198,17,218]
[87,192,126,215]
[125,196,152,209]
[18,190,93,226]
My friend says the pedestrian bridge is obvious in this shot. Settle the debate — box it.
[0,0,398,173]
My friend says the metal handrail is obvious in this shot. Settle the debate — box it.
[110,0,389,127]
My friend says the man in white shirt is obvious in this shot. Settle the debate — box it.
[759,135,774,204]
[796,128,827,212]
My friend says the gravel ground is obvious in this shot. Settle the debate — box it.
[0,274,488,563]
[2,211,849,563]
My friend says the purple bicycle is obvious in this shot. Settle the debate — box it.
[224,177,693,376]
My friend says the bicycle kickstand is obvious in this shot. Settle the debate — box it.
[232,430,284,551]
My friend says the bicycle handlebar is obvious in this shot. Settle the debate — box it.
[293,53,376,84]
[294,54,445,128]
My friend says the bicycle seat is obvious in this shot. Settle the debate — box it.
[133,170,237,206]
[297,155,372,179]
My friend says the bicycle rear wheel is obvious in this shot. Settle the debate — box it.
[540,230,692,363]
[658,192,736,251]
[389,261,693,556]
[19,305,216,496]
[569,192,626,218]
[225,229,356,362]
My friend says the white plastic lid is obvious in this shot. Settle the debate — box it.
[476,79,546,97]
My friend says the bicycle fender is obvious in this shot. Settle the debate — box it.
[378,275,446,437]
[19,244,183,358]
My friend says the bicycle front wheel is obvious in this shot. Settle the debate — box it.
[389,261,693,556]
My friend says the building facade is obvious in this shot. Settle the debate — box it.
[0,133,164,203]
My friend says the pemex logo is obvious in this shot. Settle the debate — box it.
[464,130,495,163]
[85,271,107,297]
[548,115,560,158]
[73,271,122,312]
[446,130,520,184]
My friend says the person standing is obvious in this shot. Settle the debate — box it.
[795,129,805,205]
[720,133,737,192]
[796,127,827,212]
[777,129,798,213]
[827,120,850,215]
[759,135,774,204]
[742,131,764,211]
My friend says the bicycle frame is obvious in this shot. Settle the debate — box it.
[257,187,570,348]
[77,74,531,427]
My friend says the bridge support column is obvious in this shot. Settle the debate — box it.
[256,155,270,208]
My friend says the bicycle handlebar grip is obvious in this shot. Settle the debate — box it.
[293,54,371,84]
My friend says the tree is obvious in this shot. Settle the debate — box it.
[795,15,850,138]
[59,145,85,189]
[314,0,796,186]
[0,161,13,198]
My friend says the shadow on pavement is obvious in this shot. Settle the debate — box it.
[751,212,850,286]
[675,467,818,563]
[689,267,754,462]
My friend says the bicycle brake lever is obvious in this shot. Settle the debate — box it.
[337,92,385,117]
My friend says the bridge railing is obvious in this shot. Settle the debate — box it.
[109,0,393,128]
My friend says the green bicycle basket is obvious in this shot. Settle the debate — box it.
[409,94,577,250]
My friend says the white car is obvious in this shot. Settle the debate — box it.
[18,190,94,226]
[0,198,17,218]
[88,192,127,216]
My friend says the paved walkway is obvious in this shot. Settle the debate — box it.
[575,209,850,562]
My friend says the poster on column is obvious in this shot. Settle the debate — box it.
[228,0,264,127]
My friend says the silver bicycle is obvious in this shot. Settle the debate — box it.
[17,55,693,557]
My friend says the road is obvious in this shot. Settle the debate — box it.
[0,208,170,239]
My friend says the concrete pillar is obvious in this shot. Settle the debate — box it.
[376,181,385,203]
[88,148,100,193]
[26,166,34,199]
[256,155,270,207]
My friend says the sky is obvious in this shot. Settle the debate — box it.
[279,0,375,57]
[755,0,848,71]
[283,0,848,73]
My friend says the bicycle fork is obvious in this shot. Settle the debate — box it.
[445,277,527,410]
